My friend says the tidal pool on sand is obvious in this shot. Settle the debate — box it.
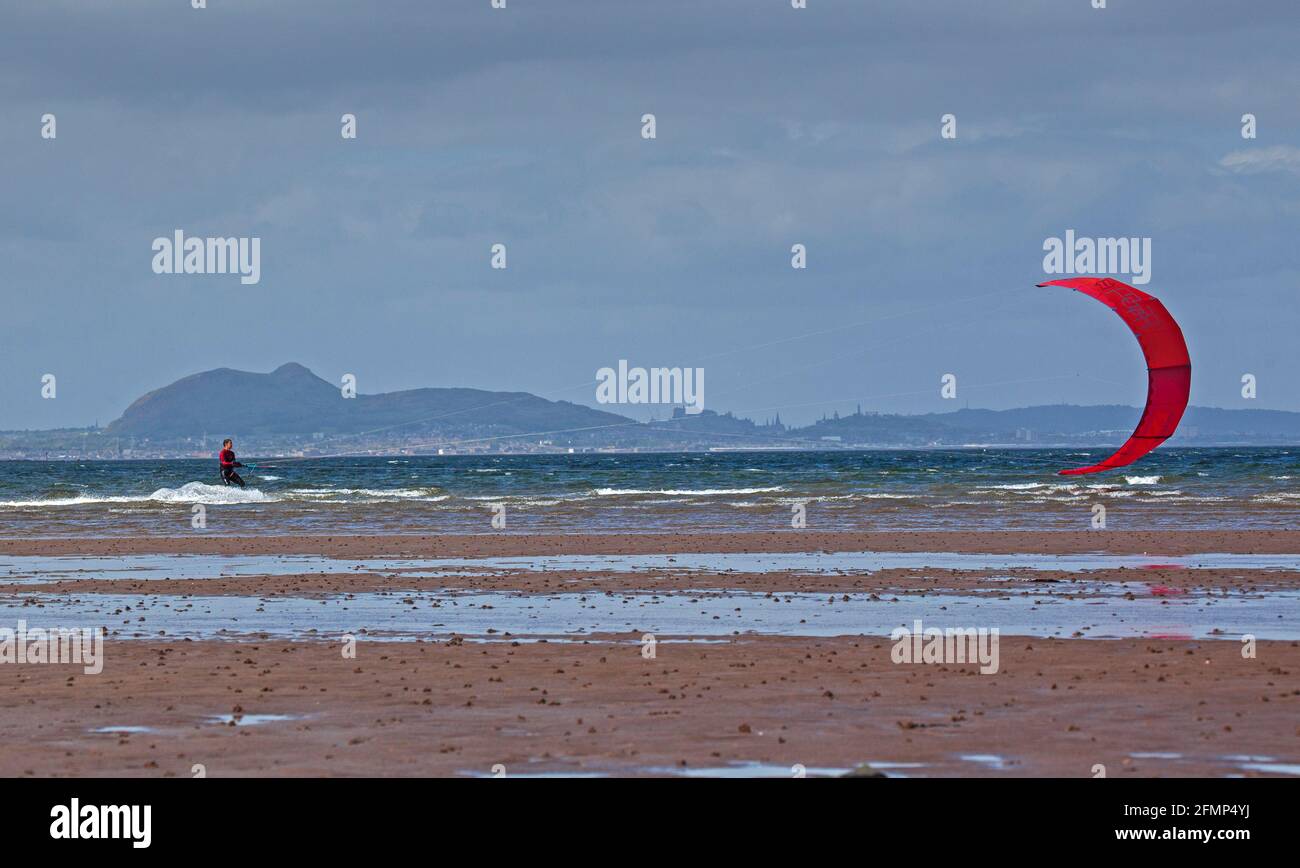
[1,550,1298,585]
[5,585,1296,642]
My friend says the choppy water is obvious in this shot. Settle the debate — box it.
[0,448,1295,536]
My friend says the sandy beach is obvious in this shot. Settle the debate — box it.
[4,634,1297,778]
[1,530,1297,777]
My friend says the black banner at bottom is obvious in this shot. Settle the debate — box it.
[5,777,1282,855]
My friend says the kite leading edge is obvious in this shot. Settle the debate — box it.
[1035,277,1191,476]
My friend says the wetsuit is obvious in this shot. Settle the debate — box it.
[219,448,246,488]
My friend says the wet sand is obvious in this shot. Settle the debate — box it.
[4,529,1300,558]
[3,636,1298,778]
[1,530,1298,777]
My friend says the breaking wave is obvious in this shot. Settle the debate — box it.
[0,482,275,507]
[147,482,275,504]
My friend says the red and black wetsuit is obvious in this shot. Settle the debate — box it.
[219,448,245,488]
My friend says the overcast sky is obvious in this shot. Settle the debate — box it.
[2,0,1298,429]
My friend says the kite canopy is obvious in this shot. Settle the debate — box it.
[1036,277,1191,476]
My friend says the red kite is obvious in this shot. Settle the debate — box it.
[1036,277,1191,476]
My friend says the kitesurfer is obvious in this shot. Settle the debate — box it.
[218,439,246,488]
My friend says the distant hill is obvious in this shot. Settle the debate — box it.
[106,363,633,439]
[919,404,1300,441]
[3,363,1296,458]
[800,403,1300,445]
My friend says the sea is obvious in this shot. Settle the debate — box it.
[0,448,1294,538]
